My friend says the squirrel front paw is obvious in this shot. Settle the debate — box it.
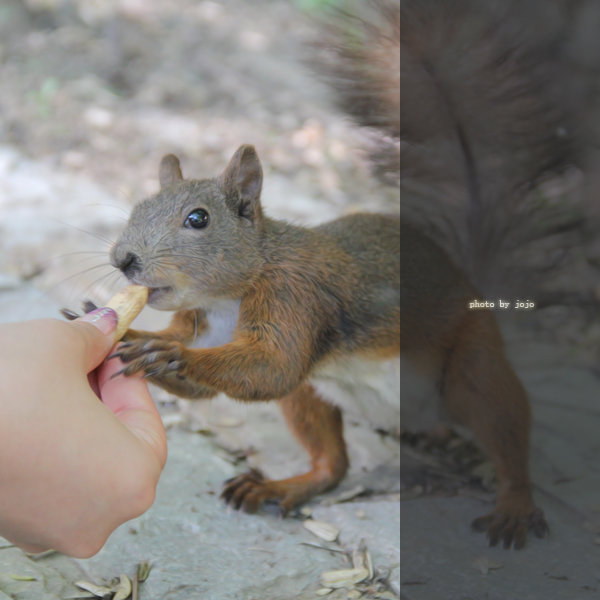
[109,338,189,379]
[472,505,549,550]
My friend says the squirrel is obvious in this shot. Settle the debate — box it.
[61,0,582,550]
[100,146,400,515]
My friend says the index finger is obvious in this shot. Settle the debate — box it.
[96,348,167,468]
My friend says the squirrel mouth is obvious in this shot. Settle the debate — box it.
[147,286,173,302]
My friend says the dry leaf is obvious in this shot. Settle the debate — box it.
[316,589,333,597]
[113,574,132,600]
[209,417,243,428]
[352,549,365,571]
[320,568,369,588]
[298,542,347,553]
[365,550,374,580]
[470,461,496,488]
[75,580,114,597]
[352,542,374,581]
[469,556,503,575]
[303,519,340,542]
[26,549,57,560]
[137,561,152,583]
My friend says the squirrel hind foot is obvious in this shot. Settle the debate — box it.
[220,469,329,517]
[472,506,549,550]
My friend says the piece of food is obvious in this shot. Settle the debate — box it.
[105,285,148,340]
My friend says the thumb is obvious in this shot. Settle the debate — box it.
[68,308,119,373]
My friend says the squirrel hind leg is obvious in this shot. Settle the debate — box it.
[441,310,548,549]
[221,384,348,515]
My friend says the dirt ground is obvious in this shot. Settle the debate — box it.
[0,1,399,599]
[9,0,600,599]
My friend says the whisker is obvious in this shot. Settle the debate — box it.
[47,263,114,306]
[83,203,130,216]
[34,251,108,271]
[79,270,125,310]
[112,187,135,204]
[68,269,117,308]
[86,270,123,303]
[66,270,118,310]
[49,218,115,247]
[48,250,107,259]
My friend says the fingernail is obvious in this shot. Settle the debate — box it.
[78,307,118,336]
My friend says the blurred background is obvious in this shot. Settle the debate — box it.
[0,0,397,318]
[0,2,401,599]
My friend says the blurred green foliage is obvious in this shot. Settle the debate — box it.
[27,77,60,119]
[294,0,348,12]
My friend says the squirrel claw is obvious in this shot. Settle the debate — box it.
[472,506,549,550]
[60,308,79,321]
[220,469,266,513]
[82,300,98,314]
[530,508,550,539]
[60,300,99,322]
[109,338,188,379]
[220,469,300,516]
[142,369,161,379]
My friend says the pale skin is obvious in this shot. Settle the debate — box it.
[0,310,167,558]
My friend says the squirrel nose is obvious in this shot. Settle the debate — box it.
[116,252,141,278]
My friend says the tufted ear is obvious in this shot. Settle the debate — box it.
[159,154,183,189]
[220,144,263,223]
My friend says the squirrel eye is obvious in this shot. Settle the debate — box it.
[184,209,209,229]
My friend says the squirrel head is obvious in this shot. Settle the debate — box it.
[110,144,265,310]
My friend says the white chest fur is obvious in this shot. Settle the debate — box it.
[310,355,400,431]
[188,299,240,349]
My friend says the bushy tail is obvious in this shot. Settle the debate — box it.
[311,0,400,186]
[315,0,586,295]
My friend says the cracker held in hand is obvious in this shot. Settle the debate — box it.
[105,285,148,340]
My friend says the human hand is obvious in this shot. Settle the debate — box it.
[0,308,167,557]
